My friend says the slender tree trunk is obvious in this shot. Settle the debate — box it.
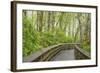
[37,11,43,32]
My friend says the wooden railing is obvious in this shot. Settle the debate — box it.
[23,44,63,62]
[74,45,90,59]
[23,43,90,62]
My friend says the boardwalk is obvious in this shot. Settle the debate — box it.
[50,49,75,61]
[23,43,90,62]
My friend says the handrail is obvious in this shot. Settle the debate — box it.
[74,45,90,59]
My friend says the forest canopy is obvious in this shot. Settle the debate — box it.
[23,10,91,57]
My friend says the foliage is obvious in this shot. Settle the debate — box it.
[81,40,91,52]
[23,17,42,56]
[23,10,91,57]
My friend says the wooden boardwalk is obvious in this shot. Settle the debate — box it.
[50,49,75,61]
[23,43,90,62]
